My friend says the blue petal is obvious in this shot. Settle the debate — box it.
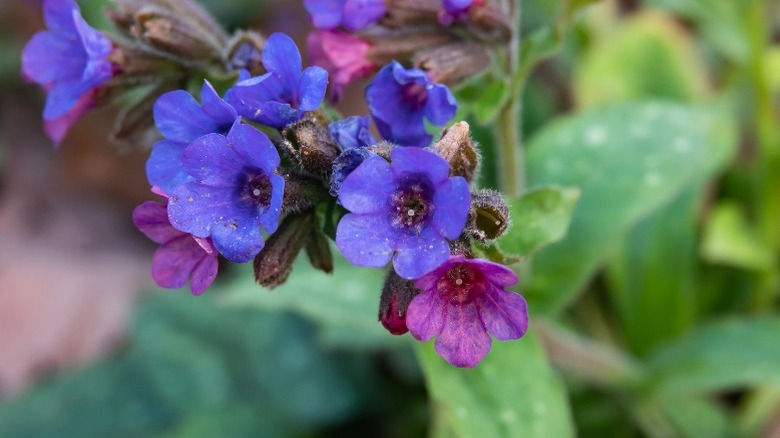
[256,101,303,129]
[226,73,290,124]
[389,147,450,184]
[424,84,458,126]
[209,217,265,263]
[227,124,280,174]
[259,173,285,234]
[73,11,112,61]
[431,176,470,240]
[339,155,395,214]
[298,66,328,111]
[200,80,238,125]
[146,140,193,194]
[22,32,83,85]
[336,213,395,267]
[181,133,246,187]
[392,227,450,279]
[329,115,376,150]
[330,148,377,197]
[342,0,386,31]
[154,90,218,143]
[366,62,431,146]
[262,33,302,95]
[43,79,87,119]
[44,0,79,35]
[168,182,232,238]
[304,0,345,29]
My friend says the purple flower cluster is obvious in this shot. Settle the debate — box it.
[304,0,386,32]
[21,0,115,146]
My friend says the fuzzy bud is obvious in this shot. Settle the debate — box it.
[254,213,313,288]
[306,225,334,274]
[366,141,396,161]
[281,116,340,178]
[226,30,266,76]
[281,173,328,216]
[433,122,478,182]
[379,270,420,335]
[413,42,492,87]
[364,27,459,68]
[467,189,510,242]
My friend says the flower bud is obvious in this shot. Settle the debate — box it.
[254,213,313,288]
[226,30,266,76]
[413,42,492,87]
[364,27,459,68]
[306,224,334,274]
[379,270,420,335]
[281,116,340,178]
[365,141,396,160]
[381,0,440,28]
[467,189,510,242]
[281,173,328,215]
[433,122,479,182]
[464,0,512,44]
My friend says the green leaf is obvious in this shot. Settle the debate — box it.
[647,317,780,395]
[497,186,580,258]
[657,395,737,438]
[574,11,708,108]
[416,331,574,438]
[219,252,404,349]
[701,201,776,271]
[525,102,737,314]
[455,74,510,124]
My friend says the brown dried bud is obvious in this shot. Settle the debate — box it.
[364,27,459,67]
[281,173,328,215]
[254,213,314,288]
[378,270,420,335]
[281,116,340,178]
[413,42,492,87]
[467,189,510,242]
[226,30,266,76]
[305,224,334,274]
[465,0,512,44]
[381,0,440,28]
[433,122,479,182]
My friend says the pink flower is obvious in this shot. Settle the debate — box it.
[307,30,375,101]
[407,255,528,367]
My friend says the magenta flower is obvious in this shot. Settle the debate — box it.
[304,0,386,32]
[335,147,470,279]
[407,255,528,367]
[133,197,219,295]
[307,30,375,101]
[21,0,114,146]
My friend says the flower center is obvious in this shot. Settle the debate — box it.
[391,181,433,231]
[246,173,273,208]
[402,82,428,109]
[442,263,478,304]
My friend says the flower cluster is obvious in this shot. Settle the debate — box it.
[22,0,527,368]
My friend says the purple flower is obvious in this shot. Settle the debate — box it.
[336,147,469,279]
[304,0,386,32]
[307,30,375,101]
[146,80,239,194]
[407,255,528,368]
[21,0,114,146]
[133,197,219,295]
[167,123,285,263]
[366,61,458,147]
[329,116,378,196]
[439,0,483,25]
[226,33,328,129]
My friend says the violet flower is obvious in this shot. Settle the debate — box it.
[329,115,378,196]
[167,123,284,263]
[21,0,114,146]
[147,80,239,194]
[133,198,219,295]
[226,33,328,129]
[307,29,375,101]
[366,61,458,147]
[407,255,528,368]
[336,147,470,279]
[304,0,386,32]
[439,0,483,25]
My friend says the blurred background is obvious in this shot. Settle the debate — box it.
[1,0,779,437]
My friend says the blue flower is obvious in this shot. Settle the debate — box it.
[329,115,378,196]
[366,61,458,147]
[304,0,386,32]
[336,147,470,279]
[146,80,239,194]
[226,33,328,129]
[21,0,114,145]
[167,123,285,263]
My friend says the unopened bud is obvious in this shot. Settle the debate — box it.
[366,141,395,160]
[364,27,459,68]
[379,270,420,335]
[433,122,479,182]
[466,0,512,44]
[449,237,475,257]
[468,190,510,242]
[306,224,334,274]
[281,116,340,178]
[254,213,313,288]
[281,173,328,215]
[413,42,492,87]
[112,82,175,147]
[381,0,440,27]
[226,31,266,76]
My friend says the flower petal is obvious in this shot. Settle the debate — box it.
[470,258,519,287]
[154,90,218,143]
[199,80,237,124]
[336,213,395,267]
[262,33,302,91]
[133,200,183,244]
[424,83,458,126]
[209,216,265,263]
[168,182,233,238]
[22,32,83,85]
[146,140,192,194]
[406,289,447,342]
[431,176,470,239]
[342,0,386,31]
[477,287,529,341]
[434,300,491,368]
[189,252,219,295]
[181,133,246,187]
[298,66,328,111]
[259,173,285,234]
[151,235,206,289]
[389,147,450,183]
[338,155,395,214]
[44,0,79,35]
[304,0,345,29]
[227,124,280,174]
[392,228,450,279]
